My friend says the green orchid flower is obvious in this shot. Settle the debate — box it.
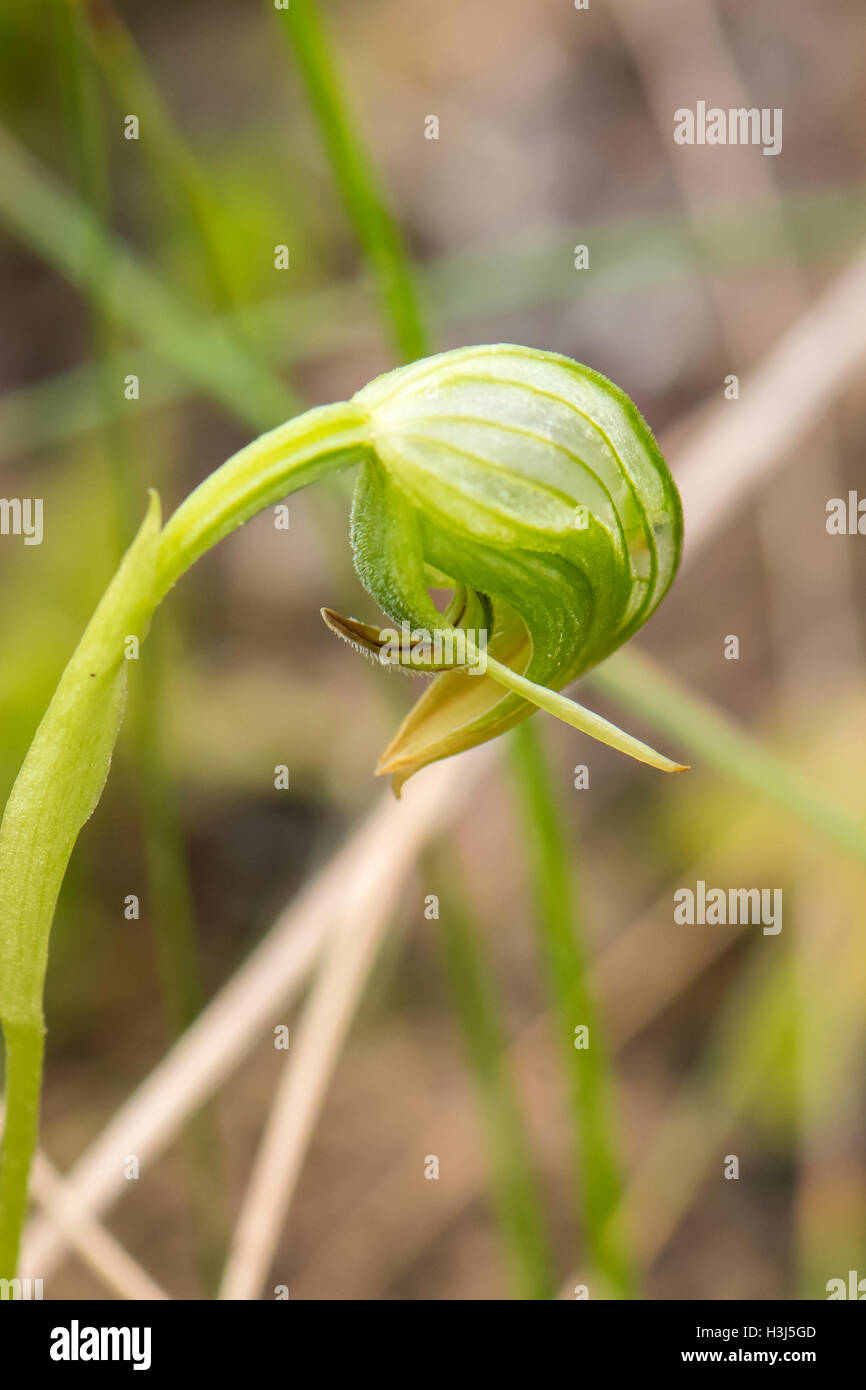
[0,343,684,1274]
[325,344,686,790]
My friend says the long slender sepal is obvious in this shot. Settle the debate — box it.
[483,654,688,773]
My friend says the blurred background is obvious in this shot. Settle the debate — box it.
[1,0,865,1299]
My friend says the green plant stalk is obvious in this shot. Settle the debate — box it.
[155,402,370,595]
[432,853,557,1299]
[509,720,638,1299]
[0,1023,44,1279]
[0,493,163,1277]
[0,342,678,1274]
[276,0,430,363]
[0,406,371,1276]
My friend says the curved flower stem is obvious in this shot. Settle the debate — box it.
[0,403,371,1277]
[155,402,371,598]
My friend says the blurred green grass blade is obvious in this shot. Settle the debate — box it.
[432,855,557,1300]
[4,179,866,464]
[68,0,246,315]
[68,0,278,385]
[426,181,866,331]
[49,0,136,541]
[509,720,638,1299]
[275,0,429,362]
[133,623,227,1293]
[59,0,226,1147]
[591,650,866,873]
[604,941,799,1278]
[0,126,296,429]
[50,3,230,1290]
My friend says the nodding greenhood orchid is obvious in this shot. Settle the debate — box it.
[0,343,684,1275]
[324,344,686,791]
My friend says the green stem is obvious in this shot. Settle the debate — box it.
[156,401,370,597]
[276,0,430,363]
[431,854,557,1299]
[0,1022,45,1279]
[0,403,369,1275]
[509,721,638,1299]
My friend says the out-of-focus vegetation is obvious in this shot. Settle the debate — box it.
[1,0,865,1299]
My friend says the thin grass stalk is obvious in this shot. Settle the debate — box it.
[8,1105,170,1300]
[218,889,396,1299]
[276,0,430,363]
[509,720,638,1299]
[0,128,293,432]
[133,631,227,1294]
[431,852,557,1299]
[49,5,227,1293]
[68,0,285,393]
[270,8,559,1302]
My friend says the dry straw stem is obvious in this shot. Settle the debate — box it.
[218,827,409,1299]
[674,245,866,558]
[20,242,866,1283]
[291,838,749,1296]
[22,748,495,1280]
[29,1151,169,1302]
[0,1104,167,1300]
